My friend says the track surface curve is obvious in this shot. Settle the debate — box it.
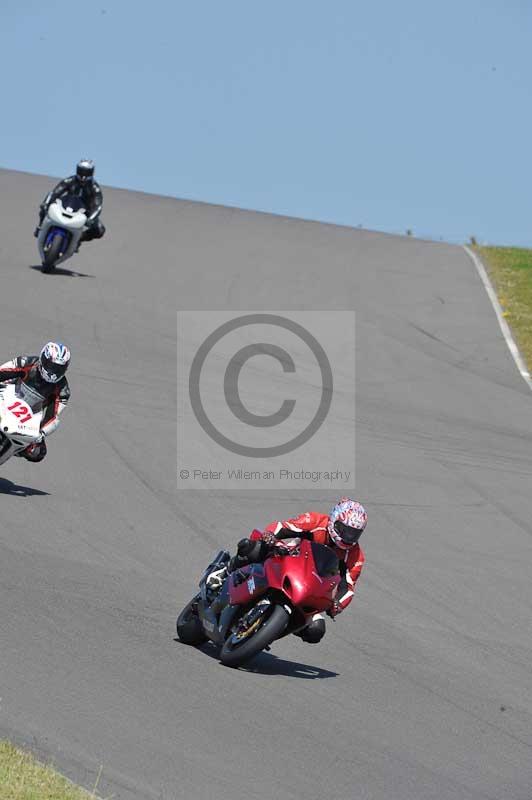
[1,168,531,799]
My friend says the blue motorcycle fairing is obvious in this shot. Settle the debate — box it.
[45,226,70,248]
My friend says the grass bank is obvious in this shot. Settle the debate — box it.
[478,246,532,373]
[0,741,103,800]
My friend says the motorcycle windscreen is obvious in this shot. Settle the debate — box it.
[310,542,339,578]
[60,194,86,213]
[15,381,46,414]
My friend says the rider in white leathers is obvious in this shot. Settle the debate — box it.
[0,343,71,462]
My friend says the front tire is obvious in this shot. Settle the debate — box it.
[220,603,289,668]
[176,596,207,645]
[42,233,64,273]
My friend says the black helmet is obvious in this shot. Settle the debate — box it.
[76,159,95,183]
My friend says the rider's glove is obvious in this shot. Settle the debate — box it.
[237,537,255,557]
[326,600,341,619]
[206,567,227,591]
[261,532,277,547]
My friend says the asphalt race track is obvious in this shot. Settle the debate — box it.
[1,167,531,799]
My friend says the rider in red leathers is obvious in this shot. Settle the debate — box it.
[208,498,367,644]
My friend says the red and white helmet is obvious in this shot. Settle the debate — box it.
[38,342,71,383]
[328,497,367,550]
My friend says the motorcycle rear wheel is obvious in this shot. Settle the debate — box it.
[176,596,207,645]
[42,234,64,273]
[220,603,289,667]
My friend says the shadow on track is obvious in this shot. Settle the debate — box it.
[0,477,49,497]
[175,639,338,679]
[237,650,338,679]
[29,264,95,279]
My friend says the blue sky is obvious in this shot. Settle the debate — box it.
[2,1,530,245]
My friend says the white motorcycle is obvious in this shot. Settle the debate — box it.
[0,382,44,466]
[37,193,88,273]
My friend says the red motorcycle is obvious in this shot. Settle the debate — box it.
[176,530,341,667]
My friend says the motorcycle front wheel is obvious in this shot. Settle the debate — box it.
[176,596,207,645]
[220,603,289,668]
[42,233,64,273]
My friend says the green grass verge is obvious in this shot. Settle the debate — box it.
[477,246,532,373]
[0,741,104,800]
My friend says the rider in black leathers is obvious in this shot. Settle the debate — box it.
[34,160,105,246]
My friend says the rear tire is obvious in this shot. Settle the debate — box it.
[42,233,64,273]
[176,596,207,645]
[220,603,289,668]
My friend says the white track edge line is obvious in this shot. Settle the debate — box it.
[463,245,532,392]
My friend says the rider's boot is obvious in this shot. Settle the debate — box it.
[293,613,326,644]
[18,440,47,463]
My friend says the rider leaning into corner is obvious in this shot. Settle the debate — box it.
[0,343,71,462]
[34,159,105,247]
[207,497,367,644]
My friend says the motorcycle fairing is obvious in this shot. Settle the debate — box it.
[37,194,88,267]
[0,383,44,466]
[264,540,340,611]
[45,225,70,253]
[228,540,340,612]
[197,594,240,644]
[228,563,269,606]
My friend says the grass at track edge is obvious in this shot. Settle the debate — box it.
[477,246,532,374]
[0,741,105,799]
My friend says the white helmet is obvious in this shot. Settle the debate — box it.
[328,497,367,550]
[38,342,71,383]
